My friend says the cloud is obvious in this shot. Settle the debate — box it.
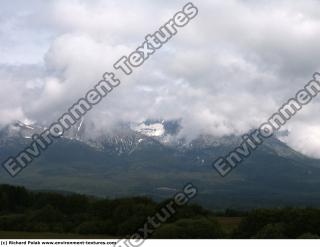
[1,0,320,157]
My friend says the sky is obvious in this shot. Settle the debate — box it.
[1,0,320,158]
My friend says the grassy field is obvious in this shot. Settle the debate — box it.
[215,217,243,233]
[0,217,243,239]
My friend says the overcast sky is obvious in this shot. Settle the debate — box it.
[1,0,320,158]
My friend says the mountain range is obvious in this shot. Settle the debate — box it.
[1,119,320,209]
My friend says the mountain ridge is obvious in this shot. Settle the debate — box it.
[0,119,320,209]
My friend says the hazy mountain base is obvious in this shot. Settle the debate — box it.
[1,135,320,210]
[0,185,320,239]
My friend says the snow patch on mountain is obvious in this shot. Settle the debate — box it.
[131,122,165,137]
